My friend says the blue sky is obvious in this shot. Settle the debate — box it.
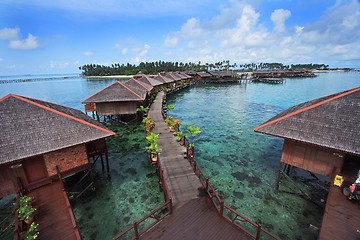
[1,0,359,75]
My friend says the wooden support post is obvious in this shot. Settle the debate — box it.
[276,163,283,192]
[100,154,104,173]
[134,222,139,240]
[220,201,224,216]
[256,224,262,240]
[169,198,173,214]
[205,178,209,192]
[106,152,111,179]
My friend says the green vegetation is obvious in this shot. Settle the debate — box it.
[184,125,201,147]
[22,222,39,240]
[18,196,36,221]
[143,118,155,135]
[79,60,328,76]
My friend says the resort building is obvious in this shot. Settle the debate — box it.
[0,94,114,239]
[254,87,360,240]
[194,72,212,81]
[82,81,146,119]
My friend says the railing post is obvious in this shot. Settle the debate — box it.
[256,224,262,240]
[205,178,209,191]
[193,160,197,172]
[220,201,224,216]
[134,222,139,240]
[169,198,173,214]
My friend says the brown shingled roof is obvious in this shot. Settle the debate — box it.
[123,78,150,99]
[154,74,174,84]
[136,76,163,87]
[82,81,144,103]
[254,87,360,155]
[0,94,115,164]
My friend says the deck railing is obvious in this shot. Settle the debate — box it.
[56,166,82,240]
[112,155,173,240]
[188,157,281,240]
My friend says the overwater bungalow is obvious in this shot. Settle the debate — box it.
[208,70,237,80]
[82,81,145,120]
[253,69,316,78]
[194,72,212,81]
[154,73,175,84]
[0,94,114,239]
[254,87,360,240]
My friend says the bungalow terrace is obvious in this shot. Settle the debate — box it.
[254,87,360,240]
[0,94,114,239]
[82,81,145,120]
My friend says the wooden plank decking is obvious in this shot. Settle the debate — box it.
[148,91,204,205]
[28,180,79,240]
[142,197,251,240]
[144,91,253,239]
[319,185,360,240]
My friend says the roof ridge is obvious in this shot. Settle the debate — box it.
[134,79,152,91]
[10,94,115,135]
[117,81,144,100]
[254,87,360,132]
[82,81,118,103]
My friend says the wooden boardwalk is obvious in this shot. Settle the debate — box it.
[28,180,80,240]
[145,91,253,239]
[141,197,251,240]
[148,91,204,205]
[319,186,360,239]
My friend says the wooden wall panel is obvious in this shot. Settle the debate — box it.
[96,102,138,115]
[281,140,344,177]
[0,165,16,198]
[43,144,88,176]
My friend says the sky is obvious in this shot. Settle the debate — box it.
[0,0,360,75]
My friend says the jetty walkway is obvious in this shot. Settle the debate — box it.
[147,91,203,205]
[113,91,279,240]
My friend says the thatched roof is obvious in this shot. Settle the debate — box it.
[136,76,163,87]
[165,72,182,81]
[177,72,191,79]
[196,72,212,77]
[254,87,360,155]
[154,74,174,83]
[208,70,236,77]
[123,78,151,99]
[0,94,115,165]
[82,81,144,103]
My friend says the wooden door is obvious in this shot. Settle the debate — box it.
[22,156,48,184]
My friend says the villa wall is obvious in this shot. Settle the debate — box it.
[281,139,344,177]
[96,101,138,115]
[44,144,88,176]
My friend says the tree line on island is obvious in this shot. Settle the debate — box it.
[79,60,329,76]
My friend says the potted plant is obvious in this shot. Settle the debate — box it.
[22,222,39,240]
[146,142,162,165]
[143,117,155,135]
[171,119,181,133]
[18,196,36,225]
[185,125,201,159]
[136,105,149,118]
[176,131,186,145]
[165,116,175,131]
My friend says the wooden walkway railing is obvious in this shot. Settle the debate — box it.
[56,166,82,240]
[187,156,280,240]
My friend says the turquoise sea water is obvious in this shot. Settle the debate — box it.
[0,72,359,239]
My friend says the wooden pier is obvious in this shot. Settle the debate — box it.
[113,91,280,240]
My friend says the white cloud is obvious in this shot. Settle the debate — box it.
[83,51,93,56]
[164,36,178,48]
[121,48,128,54]
[9,34,39,50]
[0,58,3,62]
[271,9,291,33]
[0,27,19,40]
[131,44,150,63]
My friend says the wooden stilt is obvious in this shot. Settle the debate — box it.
[100,154,104,173]
[106,152,111,179]
[275,163,283,192]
